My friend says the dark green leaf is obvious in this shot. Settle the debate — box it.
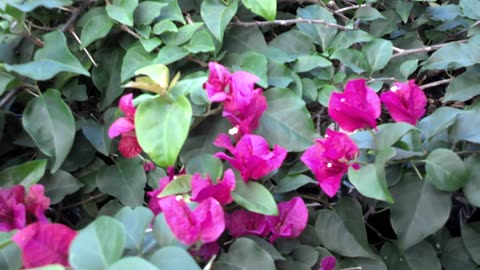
[186,154,223,179]
[134,1,167,25]
[96,158,146,207]
[114,207,154,251]
[355,6,386,21]
[120,43,156,82]
[315,198,374,258]
[155,45,189,64]
[329,30,373,51]
[451,109,480,144]
[42,170,84,204]
[293,55,332,73]
[256,88,316,152]
[330,48,369,74]
[369,10,401,37]
[184,30,215,53]
[418,107,462,139]
[70,216,126,270]
[0,160,47,188]
[441,237,477,270]
[149,246,200,270]
[224,26,268,53]
[152,213,182,247]
[421,36,480,71]
[245,236,285,261]
[215,238,275,270]
[232,179,278,215]
[274,174,316,193]
[297,5,338,50]
[0,242,22,270]
[292,245,319,268]
[4,0,72,12]
[155,0,185,24]
[340,257,387,270]
[400,59,419,79]
[5,31,89,80]
[22,89,75,173]
[444,66,480,102]
[92,48,124,109]
[462,222,480,264]
[381,241,442,270]
[80,9,114,49]
[464,155,480,207]
[201,0,238,41]
[106,0,138,26]
[390,173,451,250]
[269,30,316,59]
[363,39,393,75]
[425,149,467,192]
[375,123,416,149]
[0,72,17,96]
[135,95,192,167]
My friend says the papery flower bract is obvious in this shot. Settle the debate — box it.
[214,134,287,182]
[223,71,259,112]
[319,256,336,270]
[266,197,308,243]
[12,222,77,268]
[191,169,236,205]
[147,166,183,215]
[380,80,427,125]
[0,184,50,232]
[328,79,381,132]
[143,161,155,172]
[204,62,231,102]
[108,94,142,158]
[301,129,359,197]
[223,90,267,137]
[227,209,269,238]
[159,196,225,246]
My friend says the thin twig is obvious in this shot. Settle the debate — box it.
[337,4,366,13]
[186,56,208,68]
[0,88,22,109]
[391,39,468,59]
[121,24,142,39]
[231,18,352,31]
[60,0,91,32]
[420,78,452,90]
[62,193,108,209]
[69,28,98,67]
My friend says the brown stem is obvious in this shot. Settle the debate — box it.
[391,39,469,59]
[420,78,452,90]
[60,0,91,32]
[231,18,352,31]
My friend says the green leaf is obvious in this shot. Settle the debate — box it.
[390,172,451,250]
[330,48,369,74]
[381,241,441,270]
[256,88,316,152]
[158,175,192,197]
[121,43,156,82]
[355,6,386,21]
[274,174,316,193]
[315,198,374,258]
[223,26,268,53]
[163,23,203,45]
[451,109,480,144]
[114,207,154,251]
[149,246,200,269]
[418,107,462,139]
[441,237,477,270]
[0,160,47,188]
[79,117,112,156]
[464,155,480,207]
[245,236,285,261]
[425,149,467,192]
[42,170,84,204]
[152,20,178,35]
[238,52,268,87]
[0,72,18,96]
[4,0,72,12]
[80,9,114,48]
[297,5,337,50]
[421,36,480,71]
[293,55,332,73]
[106,257,158,270]
[340,257,387,270]
[93,48,124,109]
[215,238,275,270]
[369,10,401,37]
[232,180,278,215]
[96,158,146,206]
[292,245,319,267]
[462,222,480,264]
[155,0,185,24]
[201,0,238,41]
[184,30,215,53]
[5,31,89,80]
[444,66,480,102]
[0,242,22,270]
[460,0,480,20]
[69,216,126,270]
[400,59,419,79]
[186,154,223,179]
[363,39,393,75]
[269,30,316,59]
[241,0,276,21]
[329,30,373,51]
[22,89,75,173]
[140,37,162,53]
[133,1,167,25]
[348,147,395,203]
[135,95,192,167]
[375,122,416,149]
[155,45,189,65]
[152,213,182,247]
[395,1,414,23]
[106,0,138,26]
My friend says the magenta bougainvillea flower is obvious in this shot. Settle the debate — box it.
[147,166,185,215]
[204,62,232,102]
[227,209,269,238]
[380,80,427,125]
[12,222,77,268]
[0,184,50,232]
[319,256,336,270]
[266,197,308,243]
[214,134,287,182]
[223,91,267,137]
[143,161,155,172]
[328,79,381,132]
[108,94,142,158]
[191,169,236,205]
[192,242,221,260]
[301,129,359,197]
[159,196,225,246]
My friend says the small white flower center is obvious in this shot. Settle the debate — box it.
[340,98,346,103]
[228,126,239,135]
[175,195,183,201]
[327,163,333,168]
[391,86,399,92]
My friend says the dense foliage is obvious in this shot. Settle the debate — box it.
[1,0,480,269]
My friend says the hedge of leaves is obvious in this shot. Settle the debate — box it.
[1,0,480,269]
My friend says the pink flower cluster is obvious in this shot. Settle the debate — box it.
[0,184,77,268]
[204,62,267,137]
[302,79,427,197]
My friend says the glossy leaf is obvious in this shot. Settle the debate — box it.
[22,89,75,173]
[425,149,467,192]
[297,5,337,50]
[363,39,393,75]
[201,0,238,41]
[0,160,47,188]
[80,9,114,48]
[135,95,192,167]
[232,180,278,215]
[158,175,192,197]
[105,0,138,26]
[241,0,276,21]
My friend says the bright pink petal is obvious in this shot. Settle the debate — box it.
[0,185,26,232]
[194,198,225,243]
[118,134,142,158]
[159,197,199,245]
[108,118,135,139]
[320,256,337,270]
[12,222,77,268]
[227,210,268,238]
[380,80,426,125]
[266,197,308,242]
[195,242,221,260]
[213,133,234,152]
[191,171,235,205]
[119,94,136,121]
[204,62,231,102]
[25,185,50,223]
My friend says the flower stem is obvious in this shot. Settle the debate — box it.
[411,162,423,180]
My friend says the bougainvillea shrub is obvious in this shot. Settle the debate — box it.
[1,0,480,269]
